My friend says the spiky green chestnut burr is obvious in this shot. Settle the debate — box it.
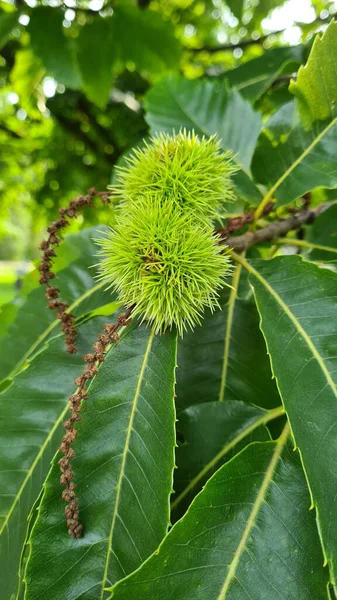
[113,130,237,220]
[96,198,231,335]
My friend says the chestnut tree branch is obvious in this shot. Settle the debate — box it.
[224,202,334,252]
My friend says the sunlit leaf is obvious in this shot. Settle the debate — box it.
[290,21,337,127]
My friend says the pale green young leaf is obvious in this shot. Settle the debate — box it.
[290,21,337,127]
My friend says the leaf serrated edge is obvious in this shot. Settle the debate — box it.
[216,422,290,599]
[171,403,284,511]
[232,251,336,584]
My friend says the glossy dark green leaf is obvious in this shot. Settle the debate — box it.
[0,316,115,600]
[24,325,177,599]
[243,255,337,585]
[144,74,263,203]
[0,227,115,382]
[290,21,337,128]
[109,435,329,599]
[173,400,281,519]
[76,18,115,109]
[225,46,303,101]
[307,203,337,262]
[252,117,337,206]
[0,11,19,50]
[28,7,82,89]
[176,286,280,411]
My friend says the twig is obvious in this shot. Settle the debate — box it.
[59,308,133,538]
[188,15,329,53]
[223,202,333,252]
[39,188,111,354]
[217,201,275,237]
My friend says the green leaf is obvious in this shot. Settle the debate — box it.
[225,46,303,101]
[113,5,180,75]
[176,274,280,411]
[0,316,115,600]
[0,11,18,50]
[25,325,178,599]
[307,203,337,261]
[239,254,337,584]
[76,17,115,110]
[144,74,263,203]
[173,400,281,519]
[255,0,287,15]
[226,0,244,21]
[252,115,337,206]
[290,21,337,127]
[10,48,44,116]
[109,435,329,599]
[28,6,82,89]
[261,100,296,141]
[0,227,114,382]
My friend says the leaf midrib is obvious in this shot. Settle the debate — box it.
[255,114,337,219]
[218,262,242,402]
[232,253,337,402]
[100,329,155,598]
[216,423,289,599]
[171,404,284,511]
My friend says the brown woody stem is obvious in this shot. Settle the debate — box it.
[222,202,333,253]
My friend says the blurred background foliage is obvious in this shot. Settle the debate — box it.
[0,0,336,275]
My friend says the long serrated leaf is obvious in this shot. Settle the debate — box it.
[0,316,115,600]
[109,433,329,599]
[252,117,337,207]
[172,400,282,519]
[0,228,114,382]
[24,325,177,599]
[234,253,337,585]
[176,272,279,411]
